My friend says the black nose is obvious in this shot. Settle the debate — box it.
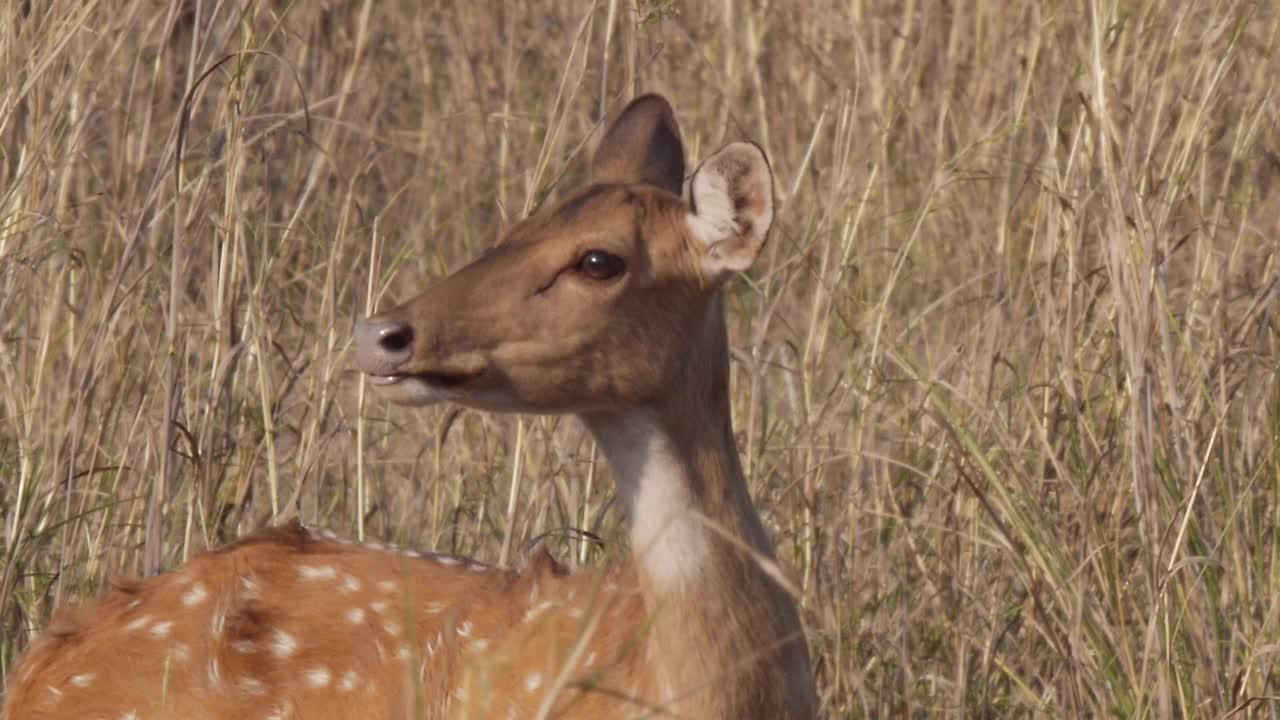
[354,318,414,375]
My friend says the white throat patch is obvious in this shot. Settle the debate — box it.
[589,411,710,588]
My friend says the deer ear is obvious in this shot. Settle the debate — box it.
[686,142,775,277]
[591,94,685,195]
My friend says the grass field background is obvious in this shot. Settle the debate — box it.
[2,1,1279,716]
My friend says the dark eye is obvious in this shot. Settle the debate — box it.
[576,250,626,281]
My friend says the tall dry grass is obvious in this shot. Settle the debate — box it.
[2,0,1279,716]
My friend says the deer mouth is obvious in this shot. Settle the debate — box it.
[364,367,486,408]
[367,369,480,389]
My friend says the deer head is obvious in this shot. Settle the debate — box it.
[353,94,774,416]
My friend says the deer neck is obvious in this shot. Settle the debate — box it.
[582,297,814,717]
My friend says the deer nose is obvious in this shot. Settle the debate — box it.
[354,318,414,375]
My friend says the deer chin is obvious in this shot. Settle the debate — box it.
[366,369,480,406]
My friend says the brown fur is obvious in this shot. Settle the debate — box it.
[5,523,651,719]
[4,94,816,719]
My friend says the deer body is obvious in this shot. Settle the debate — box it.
[4,95,816,719]
[5,524,649,719]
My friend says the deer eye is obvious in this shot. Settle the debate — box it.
[576,250,626,281]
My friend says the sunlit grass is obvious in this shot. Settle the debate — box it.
[2,1,1279,716]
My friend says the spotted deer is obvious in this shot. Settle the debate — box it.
[3,94,817,719]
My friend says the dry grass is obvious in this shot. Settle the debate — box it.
[2,0,1279,716]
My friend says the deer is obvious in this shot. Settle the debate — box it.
[3,94,817,719]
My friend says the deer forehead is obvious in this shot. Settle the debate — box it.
[499,184,691,262]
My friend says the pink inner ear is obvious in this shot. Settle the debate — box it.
[690,144,774,245]
[685,143,775,276]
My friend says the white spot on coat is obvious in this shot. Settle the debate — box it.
[70,673,95,688]
[208,656,222,688]
[304,666,331,688]
[125,614,151,631]
[299,565,337,581]
[211,606,228,636]
[524,601,557,622]
[182,583,208,606]
[339,575,361,594]
[337,669,359,693]
[149,621,174,639]
[346,607,366,624]
[239,573,261,599]
[271,629,298,658]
